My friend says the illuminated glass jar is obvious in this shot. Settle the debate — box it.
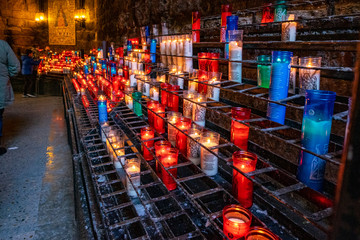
[221,4,232,42]
[192,11,201,42]
[200,131,220,176]
[297,90,336,191]
[141,127,154,161]
[175,117,192,155]
[232,151,257,208]
[231,107,251,150]
[132,92,143,116]
[245,227,279,240]
[299,57,322,95]
[160,148,179,191]
[257,55,271,89]
[223,204,252,239]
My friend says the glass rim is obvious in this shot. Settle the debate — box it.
[233,150,257,162]
[222,204,252,222]
[245,227,279,240]
[141,126,154,133]
[305,89,336,100]
[155,140,171,147]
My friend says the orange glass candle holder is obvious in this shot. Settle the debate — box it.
[141,127,155,161]
[223,204,252,239]
[147,100,158,128]
[154,103,166,134]
[155,140,171,176]
[167,85,180,112]
[232,151,257,208]
[175,117,192,155]
[160,148,179,191]
[245,227,279,240]
[231,107,251,150]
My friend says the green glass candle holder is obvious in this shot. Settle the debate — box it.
[132,92,143,116]
[257,55,271,88]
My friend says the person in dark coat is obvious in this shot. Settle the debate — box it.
[21,49,40,97]
[0,40,20,154]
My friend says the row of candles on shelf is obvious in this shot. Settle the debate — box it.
[97,97,278,240]
[74,43,335,193]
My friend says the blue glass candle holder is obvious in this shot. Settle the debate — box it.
[225,15,238,59]
[267,50,293,124]
[93,62,97,76]
[84,64,89,75]
[145,26,150,44]
[127,40,132,52]
[98,96,108,124]
[110,63,117,77]
[297,90,336,191]
[101,60,107,72]
[150,39,157,63]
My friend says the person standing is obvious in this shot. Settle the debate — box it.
[0,40,20,154]
[21,49,40,98]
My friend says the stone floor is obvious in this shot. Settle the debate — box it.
[0,94,77,240]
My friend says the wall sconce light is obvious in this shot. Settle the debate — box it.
[35,12,45,22]
[75,8,86,28]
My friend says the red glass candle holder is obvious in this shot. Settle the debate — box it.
[168,85,180,112]
[160,148,179,191]
[161,83,171,106]
[167,112,183,146]
[223,204,252,239]
[221,4,232,42]
[192,11,201,43]
[147,100,158,128]
[209,52,220,72]
[198,52,209,71]
[154,103,166,134]
[231,107,251,150]
[198,69,209,95]
[175,117,192,155]
[155,140,171,176]
[245,227,279,240]
[232,151,257,208]
[141,127,155,161]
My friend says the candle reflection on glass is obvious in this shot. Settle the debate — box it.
[175,117,192,155]
[155,141,171,177]
[200,131,220,176]
[147,100,158,128]
[183,90,196,118]
[160,148,179,191]
[231,107,251,150]
[141,127,154,161]
[187,128,202,165]
[299,57,321,95]
[167,112,183,146]
[154,103,166,134]
[223,205,252,239]
[192,93,207,127]
[232,151,257,208]
[125,158,141,198]
[207,72,222,101]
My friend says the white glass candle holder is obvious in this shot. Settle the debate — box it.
[165,36,172,66]
[143,79,150,97]
[167,112,183,146]
[207,72,222,101]
[282,14,297,42]
[192,93,207,127]
[184,34,193,73]
[124,86,134,109]
[200,131,220,176]
[299,57,321,95]
[177,35,184,70]
[183,90,196,118]
[187,128,202,165]
[289,56,298,94]
[160,36,167,67]
[228,30,243,83]
[150,85,160,101]
[171,36,178,66]
[125,158,141,198]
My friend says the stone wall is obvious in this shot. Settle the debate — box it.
[0,0,98,57]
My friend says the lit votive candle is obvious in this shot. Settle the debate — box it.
[98,95,108,124]
[124,86,134,109]
[141,127,155,161]
[160,148,179,191]
[167,85,180,112]
[207,72,222,101]
[167,112,183,146]
[155,140,171,177]
[223,204,252,239]
[150,85,159,101]
[192,93,207,127]
[281,14,297,42]
[175,117,192,155]
[186,128,202,165]
[200,131,220,176]
[125,158,141,198]
[299,57,322,95]
[160,83,171,106]
[232,151,257,208]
